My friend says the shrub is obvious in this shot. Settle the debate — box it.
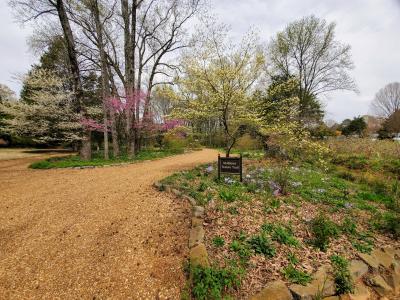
[310,214,340,251]
[262,223,299,247]
[235,134,262,151]
[248,233,276,258]
[271,225,299,247]
[163,126,191,151]
[282,264,312,285]
[190,264,244,300]
[330,255,354,294]
[212,236,225,248]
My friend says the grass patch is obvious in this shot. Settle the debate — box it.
[29,149,183,169]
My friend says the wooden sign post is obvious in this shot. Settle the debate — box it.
[218,154,243,182]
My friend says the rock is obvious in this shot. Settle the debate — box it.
[164,185,172,193]
[171,188,182,197]
[183,195,196,206]
[192,217,203,227]
[382,246,396,259]
[349,260,369,281]
[193,206,205,218]
[372,249,393,269]
[383,270,400,295]
[341,281,370,300]
[189,243,209,267]
[153,182,163,190]
[289,265,335,300]
[358,253,379,270]
[250,280,293,300]
[367,274,393,297]
[189,226,205,248]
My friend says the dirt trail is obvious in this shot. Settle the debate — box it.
[0,149,218,300]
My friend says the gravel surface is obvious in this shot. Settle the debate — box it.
[0,149,218,299]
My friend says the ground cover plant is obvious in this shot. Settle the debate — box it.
[30,148,183,169]
[160,139,400,299]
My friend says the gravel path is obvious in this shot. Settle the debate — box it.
[0,149,218,300]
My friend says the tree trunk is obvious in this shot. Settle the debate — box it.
[108,65,120,157]
[92,0,110,159]
[55,0,91,160]
[121,0,136,157]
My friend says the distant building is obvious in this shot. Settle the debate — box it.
[362,115,384,135]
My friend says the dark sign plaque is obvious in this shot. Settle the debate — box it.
[218,154,243,181]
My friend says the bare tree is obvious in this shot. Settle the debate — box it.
[268,15,357,120]
[371,82,400,117]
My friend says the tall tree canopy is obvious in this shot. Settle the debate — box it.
[8,0,202,158]
[267,15,357,124]
[174,23,265,156]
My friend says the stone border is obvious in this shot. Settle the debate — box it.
[154,182,400,300]
[154,182,210,268]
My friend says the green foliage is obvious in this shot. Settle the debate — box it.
[340,217,357,235]
[372,212,400,239]
[341,116,367,136]
[163,126,192,151]
[248,233,276,258]
[219,186,246,202]
[282,264,312,285]
[190,264,244,300]
[212,236,225,248]
[230,239,252,262]
[235,134,262,151]
[330,255,354,294]
[310,214,340,251]
[262,223,299,247]
[288,252,299,265]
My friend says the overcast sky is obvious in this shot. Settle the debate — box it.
[0,0,399,122]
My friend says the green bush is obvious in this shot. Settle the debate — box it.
[262,223,299,247]
[310,214,340,251]
[248,233,276,258]
[330,255,354,294]
[163,126,192,151]
[190,264,243,300]
[282,264,312,285]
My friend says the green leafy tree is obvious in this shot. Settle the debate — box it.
[174,23,265,156]
[341,116,367,136]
